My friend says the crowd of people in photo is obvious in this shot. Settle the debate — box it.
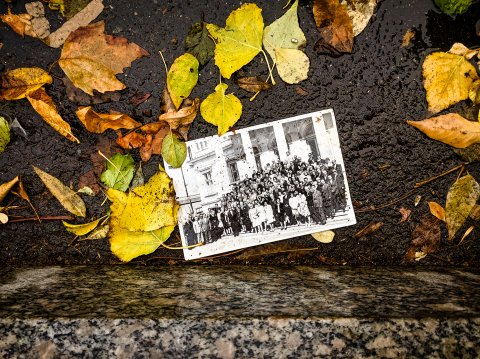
[182,153,347,246]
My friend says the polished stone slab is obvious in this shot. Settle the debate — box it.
[1,266,479,357]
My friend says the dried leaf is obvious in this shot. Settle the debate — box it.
[33,166,86,217]
[162,132,187,168]
[167,53,199,110]
[411,215,441,254]
[311,230,335,243]
[428,201,446,222]
[45,0,104,48]
[469,204,480,220]
[0,176,19,203]
[236,76,273,93]
[446,174,480,239]
[1,11,32,37]
[448,43,478,60]
[77,186,95,196]
[414,194,422,207]
[58,21,148,95]
[0,67,52,101]
[459,225,474,243]
[200,83,242,135]
[275,48,310,84]
[159,92,199,131]
[26,88,79,143]
[295,86,308,96]
[0,116,10,154]
[206,3,264,79]
[15,180,40,221]
[185,21,215,67]
[407,114,480,149]
[415,251,427,261]
[354,222,383,239]
[100,153,135,191]
[399,207,411,223]
[63,77,121,105]
[78,170,100,194]
[313,0,353,54]
[401,28,415,48]
[341,0,379,36]
[76,106,141,133]
[130,92,151,106]
[84,223,109,240]
[63,218,101,236]
[422,52,478,114]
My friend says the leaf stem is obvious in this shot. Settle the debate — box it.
[158,51,169,77]
[261,49,276,86]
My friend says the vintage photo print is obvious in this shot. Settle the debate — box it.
[165,110,356,260]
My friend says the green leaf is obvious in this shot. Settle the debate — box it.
[200,83,242,135]
[433,0,473,15]
[446,174,480,240]
[63,218,101,236]
[100,153,134,191]
[167,53,199,110]
[0,116,10,154]
[162,132,187,168]
[185,22,215,67]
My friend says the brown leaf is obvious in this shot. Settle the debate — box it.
[116,121,170,162]
[130,92,151,106]
[58,21,149,95]
[354,222,384,239]
[63,77,121,105]
[78,170,101,195]
[399,207,411,223]
[407,113,480,149]
[0,176,19,203]
[401,28,415,48]
[410,215,441,255]
[76,106,141,134]
[313,0,353,55]
[26,88,79,143]
[469,204,480,220]
[159,96,199,131]
[91,137,123,178]
[295,86,309,96]
[14,180,40,221]
[235,76,272,93]
[1,12,32,37]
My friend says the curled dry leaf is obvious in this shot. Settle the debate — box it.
[446,174,480,239]
[422,52,478,114]
[340,0,379,36]
[399,207,411,223]
[407,113,480,149]
[206,3,264,79]
[236,76,273,93]
[313,0,353,55]
[354,221,383,239]
[428,201,446,222]
[448,42,478,60]
[75,106,141,133]
[459,225,474,244]
[159,91,199,132]
[0,67,52,101]
[33,166,86,217]
[200,83,242,135]
[0,176,19,203]
[63,218,101,236]
[162,132,187,168]
[311,230,335,243]
[166,53,199,110]
[14,180,40,221]
[59,21,148,95]
[26,88,79,143]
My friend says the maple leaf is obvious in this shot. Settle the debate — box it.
[75,106,141,133]
[59,21,149,95]
[313,0,353,55]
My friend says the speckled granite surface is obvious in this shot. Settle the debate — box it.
[1,266,480,358]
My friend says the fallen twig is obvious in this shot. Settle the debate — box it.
[9,215,73,223]
[356,189,417,213]
[414,163,467,188]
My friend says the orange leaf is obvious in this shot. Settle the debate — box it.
[26,88,79,143]
[407,113,480,149]
[428,201,446,222]
[1,12,31,37]
[76,106,141,133]
[159,96,200,131]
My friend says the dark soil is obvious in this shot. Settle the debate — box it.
[1,0,480,267]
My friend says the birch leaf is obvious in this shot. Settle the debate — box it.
[200,83,242,135]
[100,153,134,191]
[185,22,215,66]
[59,21,148,95]
[407,114,480,149]
[162,132,187,168]
[275,48,310,84]
[26,88,79,143]
[63,218,101,236]
[312,230,335,243]
[33,166,86,217]
[206,3,264,79]
[0,117,10,154]
[341,0,379,36]
[422,52,478,114]
[446,174,480,240]
[0,67,52,101]
[167,53,199,110]
[469,80,480,105]
[75,106,141,133]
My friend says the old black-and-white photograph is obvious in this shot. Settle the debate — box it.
[165,110,356,260]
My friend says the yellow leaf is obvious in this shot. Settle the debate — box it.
[59,21,148,95]
[407,113,480,148]
[63,218,101,236]
[446,174,480,240]
[469,80,480,106]
[341,0,379,36]
[0,67,52,100]
[311,230,335,243]
[166,53,199,110]
[107,168,178,232]
[275,48,310,84]
[459,225,474,244]
[428,201,446,222]
[0,176,19,203]
[33,166,86,217]
[26,88,79,143]
[206,3,264,79]
[200,83,242,135]
[422,52,478,113]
